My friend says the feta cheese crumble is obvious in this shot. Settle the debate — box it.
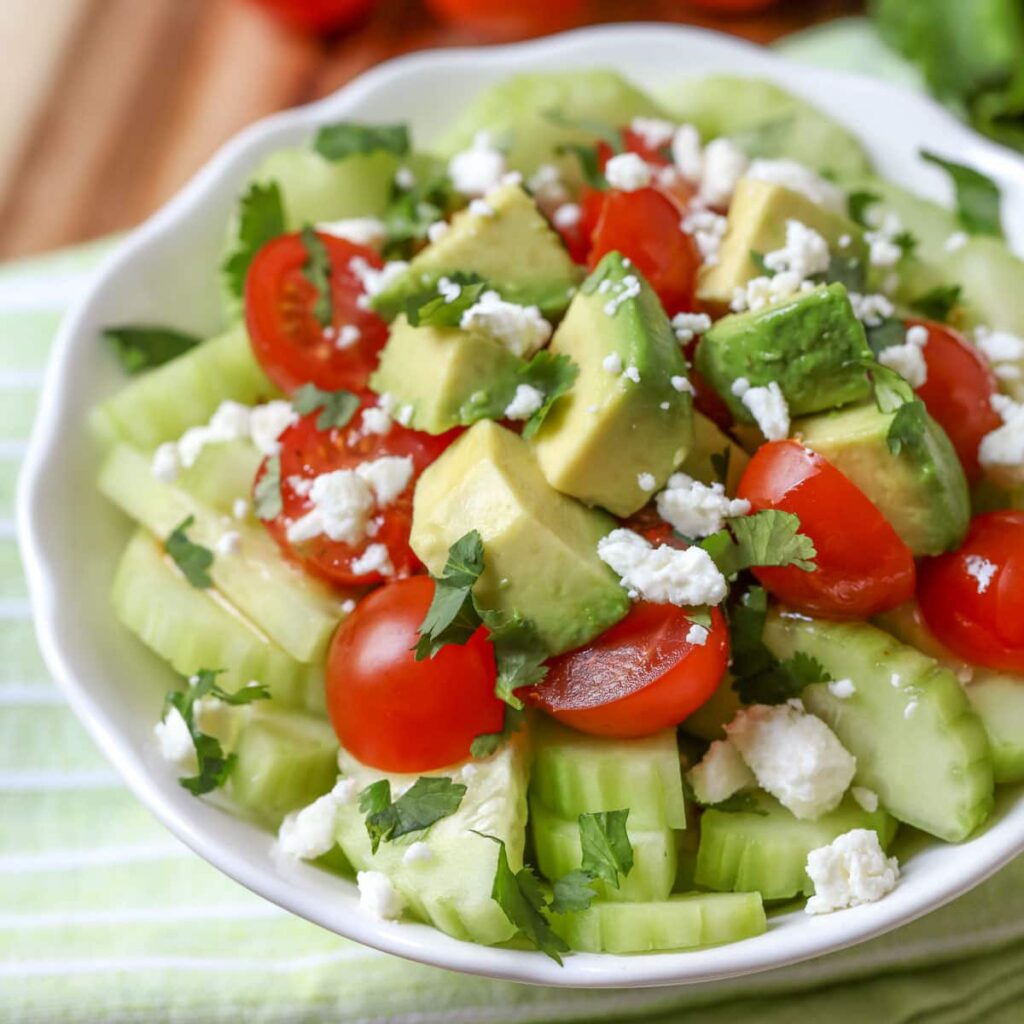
[336,324,361,349]
[864,212,905,268]
[686,623,710,645]
[671,311,712,344]
[964,554,998,594]
[602,274,642,317]
[216,531,241,557]
[249,400,300,457]
[671,124,703,181]
[762,220,831,280]
[975,327,1024,373]
[597,528,728,607]
[847,292,895,327]
[356,870,405,920]
[460,291,552,358]
[731,378,790,441]
[979,394,1024,484]
[468,198,496,218]
[527,163,569,210]
[827,678,856,699]
[726,703,856,820]
[448,132,506,196]
[687,739,755,805]
[681,207,728,265]
[805,829,899,914]
[605,152,652,192]
[630,116,677,151]
[671,375,695,394]
[552,202,582,230]
[154,706,196,772]
[637,472,657,493]
[503,383,545,421]
[317,217,386,249]
[426,220,449,244]
[602,352,623,375]
[699,138,749,208]
[359,406,392,436]
[851,786,879,813]
[730,272,816,315]
[232,497,250,521]
[277,778,357,860]
[944,231,969,253]
[655,472,750,538]
[877,323,929,388]
[350,543,394,578]
[744,158,845,213]
[402,841,433,865]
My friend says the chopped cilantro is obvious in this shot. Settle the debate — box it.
[920,150,1003,238]
[404,272,487,328]
[470,706,525,759]
[300,226,333,327]
[710,447,732,487]
[686,606,713,630]
[847,189,881,227]
[222,181,285,298]
[313,122,410,161]
[893,229,918,258]
[292,384,360,431]
[700,510,817,579]
[414,530,485,660]
[864,316,907,356]
[556,143,606,190]
[518,352,579,440]
[358,776,467,854]
[480,609,549,709]
[381,167,453,258]
[549,869,598,915]
[165,516,214,588]
[909,284,962,322]
[886,398,930,456]
[103,325,200,375]
[578,810,634,889]
[254,455,283,521]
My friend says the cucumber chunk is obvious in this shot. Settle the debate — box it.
[762,609,994,842]
[552,892,766,954]
[99,443,347,663]
[530,715,686,830]
[113,529,314,707]
[529,796,677,903]
[90,326,278,450]
[176,440,263,518]
[230,707,339,827]
[695,792,896,900]
[966,675,1024,785]
[333,742,529,945]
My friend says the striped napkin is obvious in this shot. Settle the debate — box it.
[1,21,1022,1023]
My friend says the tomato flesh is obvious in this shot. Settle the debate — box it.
[256,400,459,587]
[245,0,375,33]
[327,577,504,772]
[911,318,1001,482]
[245,231,389,394]
[918,511,1024,673]
[737,440,916,618]
[529,603,729,738]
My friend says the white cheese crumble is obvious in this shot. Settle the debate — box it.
[726,703,856,820]
[401,841,433,865]
[762,220,830,280]
[394,166,416,190]
[249,400,300,456]
[978,394,1024,483]
[349,256,410,308]
[671,375,695,394]
[964,553,998,594]
[460,291,552,358]
[687,739,755,805]
[655,472,750,538]
[744,158,845,213]
[671,124,703,181]
[848,292,895,327]
[216,531,241,557]
[154,706,196,772]
[671,311,713,344]
[356,455,415,507]
[730,272,816,315]
[360,406,392,436]
[468,198,496,218]
[827,678,856,699]
[426,220,449,244]
[597,528,728,607]
[681,207,728,265]
[151,444,180,483]
[448,131,507,196]
[863,212,905,268]
[686,623,710,645]
[624,365,641,384]
[350,543,394,578]
[603,274,642,317]
[637,472,657,493]
[356,870,405,920]
[731,378,790,441]
[944,231,969,253]
[503,384,545,420]
[805,829,899,914]
[277,778,357,860]
[699,138,749,208]
[602,352,623,375]
[317,217,386,249]
[527,163,569,210]
[851,786,879,813]
[630,116,677,150]
[878,323,929,389]
[336,325,361,350]
[232,497,250,521]
[975,327,1024,367]
[605,152,652,192]
[552,202,582,230]
[437,276,462,303]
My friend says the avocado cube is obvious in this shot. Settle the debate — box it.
[696,283,873,422]
[369,316,523,434]
[410,421,629,656]
[372,184,582,320]
[698,179,867,306]
[796,401,970,556]
[530,253,694,517]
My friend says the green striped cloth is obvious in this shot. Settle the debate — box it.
[2,22,1023,1022]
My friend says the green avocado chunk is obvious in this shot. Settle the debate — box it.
[370,184,582,320]
[530,252,694,517]
[368,315,523,434]
[796,400,970,556]
[410,420,629,656]
[696,283,873,422]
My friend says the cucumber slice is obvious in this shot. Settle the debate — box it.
[762,609,994,842]
[695,792,896,900]
[552,892,766,954]
[966,674,1024,785]
[99,443,347,663]
[230,707,339,827]
[113,529,312,706]
[90,326,278,451]
[528,796,676,903]
[176,440,263,518]
[333,742,529,945]
[530,715,686,830]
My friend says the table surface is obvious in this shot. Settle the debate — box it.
[0,0,862,261]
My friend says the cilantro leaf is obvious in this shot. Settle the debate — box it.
[579,810,634,889]
[103,325,201,375]
[470,706,524,759]
[480,609,549,709]
[518,352,579,440]
[404,272,487,328]
[313,122,410,161]
[300,226,333,327]
[865,316,907,356]
[414,530,485,660]
[687,606,713,630]
[223,182,285,298]
[358,776,467,855]
[864,360,916,413]
[847,189,881,227]
[700,510,816,579]
[909,284,962,322]
[710,447,732,487]
[254,455,283,521]
[887,398,930,456]
[556,143,606,190]
[476,833,569,964]
[542,109,623,151]
[708,792,770,815]
[549,869,598,915]
[292,384,360,431]
[165,516,214,588]
[921,150,1003,237]
[381,166,454,259]
[893,229,918,258]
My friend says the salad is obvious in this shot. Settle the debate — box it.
[92,69,1024,962]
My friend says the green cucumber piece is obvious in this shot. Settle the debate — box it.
[529,796,676,903]
[552,892,766,954]
[333,742,529,945]
[90,326,278,451]
[762,609,994,842]
[695,792,896,900]
[966,674,1024,785]
[230,707,339,827]
[113,529,312,707]
[530,715,686,830]
[99,443,347,663]
[175,440,263,518]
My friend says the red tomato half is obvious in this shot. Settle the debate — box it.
[737,440,916,618]
[529,603,729,738]
[425,0,586,34]
[918,511,1024,673]
[245,231,389,394]
[255,401,459,587]
[327,577,504,772]
[246,0,375,33]
[910,318,1002,482]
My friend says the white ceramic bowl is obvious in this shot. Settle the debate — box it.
[18,23,1024,988]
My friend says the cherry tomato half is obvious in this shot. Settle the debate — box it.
[424,0,586,35]
[245,0,375,34]
[737,440,916,618]
[255,400,459,586]
[910,318,1002,482]
[244,231,389,394]
[327,577,504,772]
[529,603,729,738]
[918,510,1024,673]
